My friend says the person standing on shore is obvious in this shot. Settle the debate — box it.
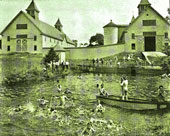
[121,76,128,100]
[120,77,124,100]
[92,58,95,67]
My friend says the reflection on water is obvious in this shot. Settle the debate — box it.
[0,73,170,135]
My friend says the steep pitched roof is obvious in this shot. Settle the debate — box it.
[26,0,39,12]
[0,11,75,45]
[130,16,135,23]
[55,18,63,27]
[23,12,64,40]
[138,0,151,5]
[128,6,170,29]
[65,35,75,45]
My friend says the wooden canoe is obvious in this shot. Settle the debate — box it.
[96,95,170,110]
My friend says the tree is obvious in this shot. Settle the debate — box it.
[161,43,170,73]
[84,43,88,47]
[89,33,104,46]
[43,48,59,72]
[165,16,170,22]
[166,6,170,23]
[80,43,84,47]
[162,43,170,56]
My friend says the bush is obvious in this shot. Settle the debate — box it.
[3,68,43,85]
[161,56,170,74]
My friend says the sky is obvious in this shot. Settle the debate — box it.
[0,0,169,44]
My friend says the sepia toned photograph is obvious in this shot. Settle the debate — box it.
[0,0,170,135]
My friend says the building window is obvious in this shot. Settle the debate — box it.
[7,36,10,41]
[34,45,37,51]
[16,40,21,51]
[16,35,27,38]
[132,33,135,39]
[16,24,27,29]
[165,43,169,46]
[165,33,168,39]
[131,43,136,50]
[143,32,156,36]
[34,36,37,41]
[31,11,34,15]
[7,45,10,51]
[22,39,27,51]
[0,40,2,49]
[141,6,144,10]
[143,20,156,26]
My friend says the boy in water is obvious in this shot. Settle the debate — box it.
[38,96,49,108]
[95,100,105,113]
[60,94,69,107]
[57,85,62,92]
[96,84,100,95]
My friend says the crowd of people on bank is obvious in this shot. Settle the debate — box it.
[91,54,148,68]
[92,58,117,67]
[42,53,152,74]
[43,60,70,72]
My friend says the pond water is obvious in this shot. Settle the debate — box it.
[0,73,170,135]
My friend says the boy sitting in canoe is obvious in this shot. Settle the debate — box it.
[97,83,108,97]
[157,85,166,102]
[99,83,109,96]
[100,86,109,97]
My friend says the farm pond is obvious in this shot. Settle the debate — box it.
[0,73,170,135]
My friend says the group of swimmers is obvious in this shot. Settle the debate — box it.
[38,80,72,111]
